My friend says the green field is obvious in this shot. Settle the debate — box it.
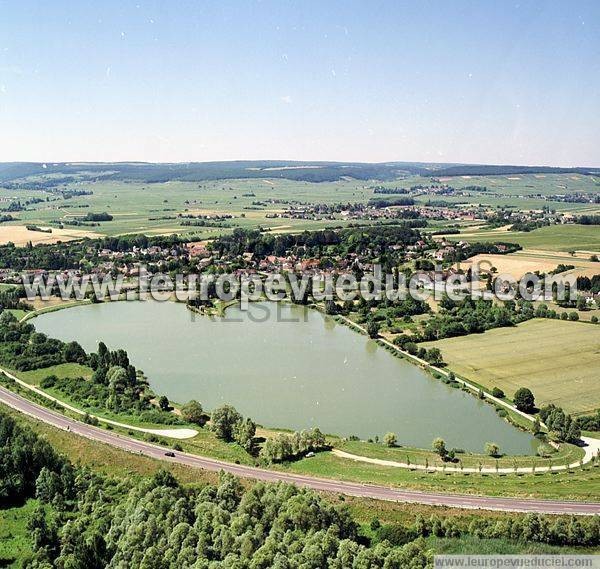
[3,173,599,238]
[423,319,600,415]
[1,178,376,237]
[445,224,600,252]
[16,362,92,385]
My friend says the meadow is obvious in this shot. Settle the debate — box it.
[423,319,600,415]
[0,173,598,241]
[0,177,376,239]
[446,224,600,253]
[458,250,600,278]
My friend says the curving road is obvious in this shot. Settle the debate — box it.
[1,385,599,515]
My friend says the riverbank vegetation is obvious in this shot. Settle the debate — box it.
[0,310,182,426]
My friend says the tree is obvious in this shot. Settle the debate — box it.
[485,442,500,457]
[492,387,505,399]
[158,395,170,412]
[97,342,110,368]
[432,437,447,459]
[211,404,242,441]
[576,296,588,311]
[35,467,61,503]
[105,366,128,411]
[181,400,205,426]
[366,320,380,339]
[63,341,87,364]
[27,504,52,552]
[514,387,535,413]
[425,347,444,366]
[234,417,256,452]
[383,432,398,447]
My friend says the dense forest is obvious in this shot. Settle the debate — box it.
[210,226,422,259]
[2,408,600,568]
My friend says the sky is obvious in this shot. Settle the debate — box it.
[0,1,599,166]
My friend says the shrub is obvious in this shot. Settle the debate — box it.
[514,387,535,413]
[536,443,555,457]
[181,400,206,426]
[383,432,398,447]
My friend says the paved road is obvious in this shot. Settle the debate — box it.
[1,385,599,515]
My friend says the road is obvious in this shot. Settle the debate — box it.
[1,385,599,515]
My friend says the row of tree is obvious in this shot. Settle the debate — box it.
[260,428,328,463]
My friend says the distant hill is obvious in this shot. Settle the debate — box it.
[430,164,600,177]
[0,160,598,184]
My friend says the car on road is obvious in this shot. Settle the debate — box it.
[164,451,176,457]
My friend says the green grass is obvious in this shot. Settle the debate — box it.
[446,224,600,252]
[336,439,584,470]
[0,500,39,567]
[422,319,600,415]
[16,362,92,385]
[6,309,26,320]
[285,450,600,501]
[6,174,600,238]
[0,403,215,485]
[423,535,599,555]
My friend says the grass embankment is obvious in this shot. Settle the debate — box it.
[336,439,585,470]
[0,403,214,485]
[19,299,92,322]
[17,363,93,385]
[285,451,600,501]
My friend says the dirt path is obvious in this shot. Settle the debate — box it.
[332,438,600,474]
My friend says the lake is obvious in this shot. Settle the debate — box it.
[34,300,535,453]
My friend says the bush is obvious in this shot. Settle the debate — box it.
[491,387,505,398]
[366,320,380,339]
[514,387,535,413]
[40,375,57,388]
[536,443,555,457]
[383,432,398,447]
[181,400,206,426]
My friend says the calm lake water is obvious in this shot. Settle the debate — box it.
[34,300,535,453]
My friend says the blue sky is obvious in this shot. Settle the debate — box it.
[0,1,598,165]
